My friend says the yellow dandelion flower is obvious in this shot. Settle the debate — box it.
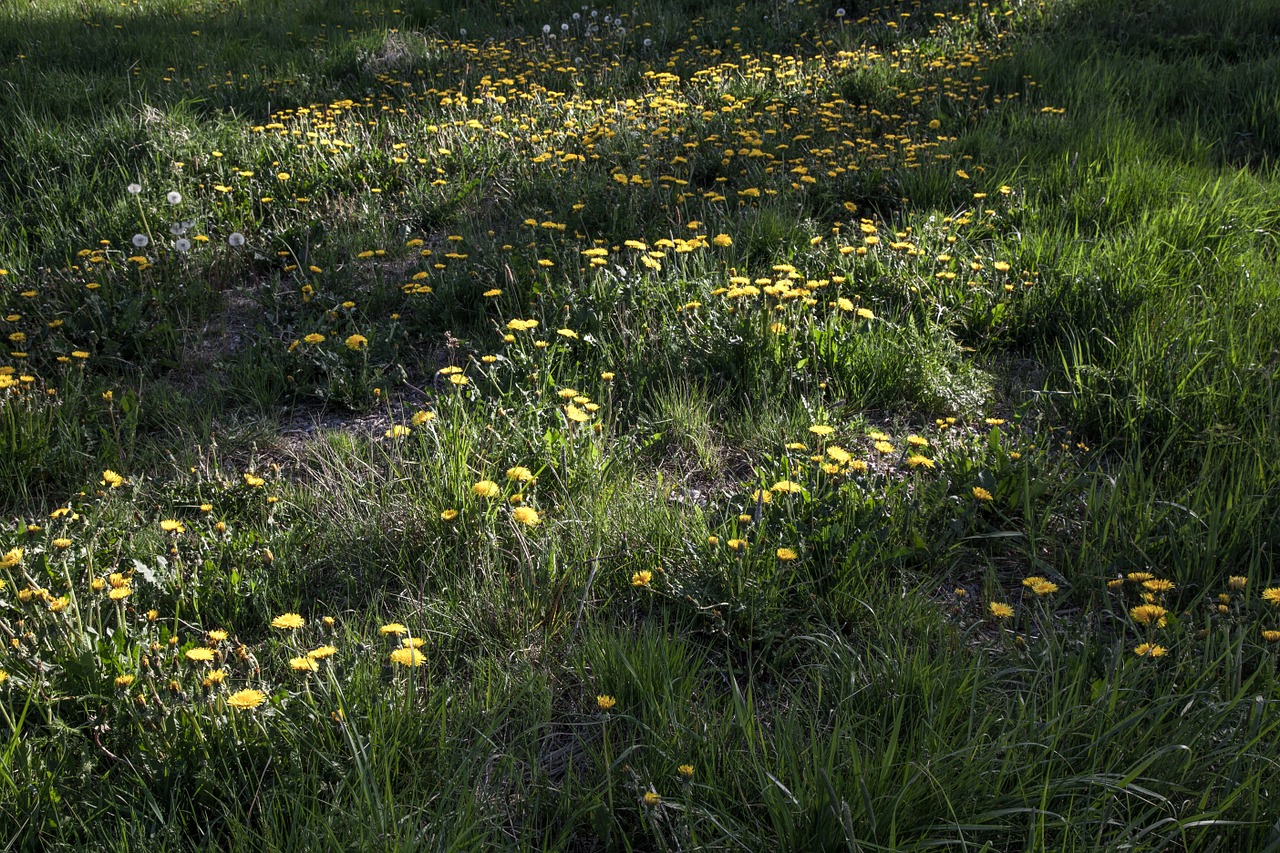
[1133,643,1167,658]
[631,569,653,587]
[643,792,662,806]
[1143,579,1175,593]
[185,647,216,662]
[1228,576,1248,591]
[596,694,616,711]
[290,656,319,672]
[271,613,305,630]
[390,647,425,667]
[440,509,459,521]
[988,602,1013,619]
[108,587,132,600]
[308,645,338,659]
[1262,629,1280,642]
[114,675,135,688]
[776,548,798,561]
[678,764,694,779]
[512,506,541,526]
[1129,604,1168,627]
[303,333,325,344]
[159,519,185,533]
[507,466,535,482]
[808,425,835,436]
[226,689,267,710]
[1031,581,1058,596]
[972,487,994,502]
[345,333,368,351]
[52,538,72,549]
[379,622,408,635]
[472,480,501,498]
[1262,587,1280,606]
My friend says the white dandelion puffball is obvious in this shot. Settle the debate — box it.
[132,233,149,248]
[175,238,192,252]
[167,190,182,204]
[127,183,142,195]
[228,232,245,247]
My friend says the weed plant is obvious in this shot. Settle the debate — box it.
[1,0,1279,848]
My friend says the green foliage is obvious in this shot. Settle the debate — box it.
[1,0,1279,848]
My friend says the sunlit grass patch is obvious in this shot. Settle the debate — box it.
[1,0,1279,847]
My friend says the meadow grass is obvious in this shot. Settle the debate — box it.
[1,0,1279,849]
